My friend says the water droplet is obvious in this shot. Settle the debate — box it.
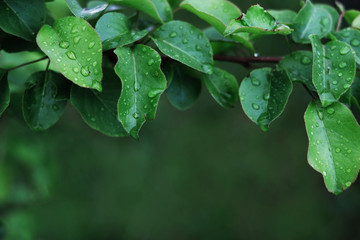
[91,117,96,122]
[321,17,329,25]
[92,61,97,67]
[252,103,260,110]
[66,50,76,60]
[263,93,270,100]
[52,104,59,111]
[344,83,351,89]
[148,89,163,98]
[101,107,105,112]
[148,59,154,66]
[182,38,188,44]
[195,45,201,51]
[332,80,338,85]
[169,32,177,38]
[347,149,352,153]
[340,46,350,55]
[323,171,327,176]
[81,66,90,76]
[179,25,184,30]
[351,39,360,47]
[57,58,61,62]
[251,78,261,86]
[197,33,203,40]
[73,67,79,73]
[338,73,343,77]
[71,25,78,33]
[318,111,324,120]
[335,148,341,153]
[133,112,140,119]
[134,82,140,92]
[88,41,95,49]
[341,31,350,38]
[59,41,69,49]
[330,45,337,50]
[300,55,311,65]
[345,181,351,187]
[74,36,81,44]
[339,62,347,69]
[327,107,335,114]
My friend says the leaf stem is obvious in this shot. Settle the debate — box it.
[213,55,282,66]
[336,11,345,32]
[6,56,48,72]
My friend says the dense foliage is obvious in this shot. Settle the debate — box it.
[1,0,360,195]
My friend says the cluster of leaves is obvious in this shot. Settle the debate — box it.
[1,0,360,194]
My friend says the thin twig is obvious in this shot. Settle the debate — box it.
[336,11,345,32]
[7,56,48,72]
[213,55,282,66]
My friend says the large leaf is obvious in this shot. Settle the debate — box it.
[0,70,10,117]
[278,51,315,91]
[180,0,241,33]
[202,67,238,109]
[304,101,360,194]
[334,28,360,64]
[351,73,360,109]
[224,5,292,37]
[151,20,214,74]
[95,12,148,51]
[109,0,172,23]
[114,45,167,139]
[36,17,103,91]
[316,4,339,31]
[268,9,296,25]
[0,0,46,41]
[292,1,332,44]
[71,68,128,137]
[309,34,356,107]
[23,71,70,131]
[65,0,108,20]
[344,10,360,26]
[239,68,292,131]
[164,63,201,110]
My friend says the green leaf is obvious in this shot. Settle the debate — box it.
[224,5,292,37]
[352,15,360,29]
[267,9,297,25]
[339,89,352,108]
[65,0,108,20]
[202,67,238,109]
[164,63,201,110]
[70,68,128,137]
[316,4,339,31]
[114,45,167,139]
[292,1,332,44]
[304,101,360,194]
[278,51,315,91]
[109,0,172,23]
[95,12,148,51]
[0,0,46,41]
[168,0,182,9]
[309,34,356,107]
[335,1,345,13]
[180,0,241,33]
[151,20,214,74]
[22,71,70,131]
[0,70,10,117]
[239,68,293,131]
[334,28,360,64]
[36,17,103,91]
[351,73,360,109]
[344,10,360,25]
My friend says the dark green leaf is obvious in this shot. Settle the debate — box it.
[316,4,339,31]
[23,71,70,131]
[168,0,182,9]
[335,1,345,13]
[0,0,46,41]
[70,68,128,137]
[0,70,10,117]
[36,17,103,91]
[351,73,360,109]
[202,67,238,109]
[268,9,297,25]
[151,20,214,74]
[292,1,332,44]
[65,0,108,20]
[278,50,315,91]
[180,0,242,33]
[309,34,356,107]
[95,12,148,51]
[334,28,360,64]
[114,45,167,139]
[339,89,352,108]
[344,10,360,25]
[239,68,293,131]
[304,101,360,194]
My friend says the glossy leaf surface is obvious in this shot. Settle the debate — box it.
[36,17,103,91]
[65,0,107,20]
[239,68,292,131]
[309,34,356,107]
[268,9,296,25]
[334,28,360,64]
[152,20,214,74]
[114,45,167,139]
[316,4,339,31]
[71,68,128,137]
[305,101,360,194]
[0,70,10,117]
[344,10,360,26]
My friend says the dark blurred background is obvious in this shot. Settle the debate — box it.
[1,0,360,239]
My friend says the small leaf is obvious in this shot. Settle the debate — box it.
[292,1,332,44]
[335,1,345,13]
[151,20,214,74]
[344,10,360,26]
[304,101,360,194]
[180,0,242,33]
[224,5,292,37]
[278,51,315,91]
[70,68,128,137]
[334,28,360,64]
[109,0,172,23]
[23,71,70,131]
[36,17,103,91]
[65,0,108,20]
[202,67,238,109]
[352,15,360,29]
[164,63,201,110]
[239,68,293,131]
[267,9,297,25]
[114,45,167,139]
[316,4,339,31]
[309,34,356,107]
[0,70,10,117]
[0,0,46,41]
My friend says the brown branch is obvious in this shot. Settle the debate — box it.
[7,56,48,72]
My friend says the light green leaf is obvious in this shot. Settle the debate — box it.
[224,5,292,37]
[95,12,148,51]
[109,0,172,23]
[65,0,108,20]
[114,45,167,139]
[202,67,238,109]
[180,0,241,33]
[304,101,360,194]
[23,71,70,131]
[151,20,214,74]
[278,51,315,91]
[164,63,201,110]
[344,10,360,25]
[316,4,339,31]
[335,2,345,13]
[239,68,293,131]
[36,17,103,91]
[0,70,10,117]
[352,15,360,29]
[334,28,360,64]
[292,1,332,44]
[309,34,356,107]
[268,9,297,25]
[0,0,46,41]
[70,68,128,137]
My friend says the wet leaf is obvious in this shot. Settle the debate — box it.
[0,70,10,117]
[334,28,360,64]
[268,9,297,25]
[65,0,108,20]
